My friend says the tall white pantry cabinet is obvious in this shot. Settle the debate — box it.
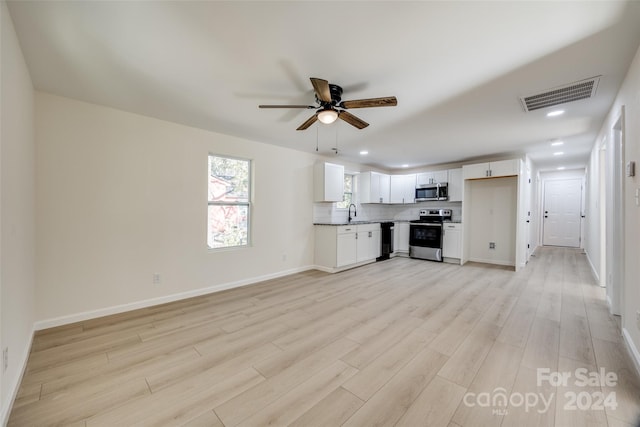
[461,158,527,271]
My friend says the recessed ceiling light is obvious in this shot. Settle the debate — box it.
[553,152,564,156]
[551,141,564,146]
[401,164,409,168]
[557,166,566,170]
[547,110,565,117]
[359,150,369,155]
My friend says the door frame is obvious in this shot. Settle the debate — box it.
[605,107,625,316]
[540,175,585,248]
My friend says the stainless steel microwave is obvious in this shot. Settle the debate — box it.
[415,183,448,201]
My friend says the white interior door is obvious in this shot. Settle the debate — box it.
[542,179,582,247]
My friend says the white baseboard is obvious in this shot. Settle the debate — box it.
[622,327,640,378]
[311,259,376,274]
[467,257,515,267]
[312,265,334,273]
[584,251,601,284]
[1,325,35,427]
[34,265,315,331]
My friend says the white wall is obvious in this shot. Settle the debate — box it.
[585,42,640,368]
[525,158,541,255]
[0,0,36,422]
[35,92,318,325]
[584,142,605,283]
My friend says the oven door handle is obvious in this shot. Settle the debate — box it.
[411,222,443,227]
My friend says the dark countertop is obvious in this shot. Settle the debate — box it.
[314,219,413,226]
[314,219,462,226]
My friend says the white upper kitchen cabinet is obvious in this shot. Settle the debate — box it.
[448,168,463,202]
[389,174,416,204]
[314,162,344,202]
[462,159,520,180]
[416,170,448,186]
[357,171,390,204]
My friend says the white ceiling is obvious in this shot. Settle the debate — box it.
[7,1,640,171]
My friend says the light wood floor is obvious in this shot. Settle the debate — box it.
[9,247,640,426]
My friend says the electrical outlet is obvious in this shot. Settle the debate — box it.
[3,347,8,372]
[152,273,161,285]
[489,242,496,249]
[636,310,640,330]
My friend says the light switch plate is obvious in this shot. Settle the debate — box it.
[627,161,636,177]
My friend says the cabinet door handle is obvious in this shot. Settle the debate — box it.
[368,231,372,238]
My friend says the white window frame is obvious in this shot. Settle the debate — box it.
[207,154,252,250]
[336,173,354,210]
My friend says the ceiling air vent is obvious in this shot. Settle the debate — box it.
[520,76,600,112]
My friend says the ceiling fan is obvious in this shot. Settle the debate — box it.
[259,77,397,130]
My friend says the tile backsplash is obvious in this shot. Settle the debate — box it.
[313,201,462,224]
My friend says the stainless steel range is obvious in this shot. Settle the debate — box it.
[409,209,452,261]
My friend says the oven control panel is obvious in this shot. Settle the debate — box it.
[419,209,452,217]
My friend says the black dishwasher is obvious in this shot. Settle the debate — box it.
[377,222,394,261]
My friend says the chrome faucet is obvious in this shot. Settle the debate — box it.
[348,203,357,223]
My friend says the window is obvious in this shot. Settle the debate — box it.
[336,174,354,209]
[208,155,251,249]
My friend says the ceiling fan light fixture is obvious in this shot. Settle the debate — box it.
[317,108,338,124]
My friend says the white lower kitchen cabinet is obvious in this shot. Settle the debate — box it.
[357,224,381,262]
[315,223,381,272]
[394,222,410,255]
[442,222,462,263]
[336,229,357,267]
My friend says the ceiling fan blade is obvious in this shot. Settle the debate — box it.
[259,104,315,109]
[310,77,332,103]
[338,110,369,129]
[296,114,318,131]
[340,96,397,109]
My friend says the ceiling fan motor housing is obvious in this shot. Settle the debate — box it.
[326,84,343,105]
